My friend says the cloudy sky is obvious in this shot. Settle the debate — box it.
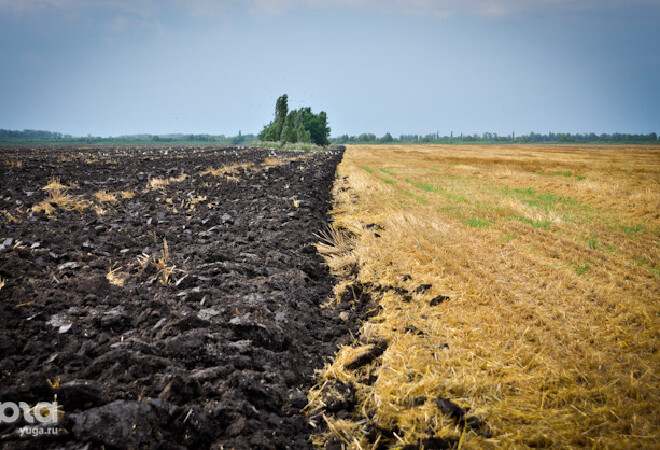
[1,0,659,136]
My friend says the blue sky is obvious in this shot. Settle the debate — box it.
[1,0,659,137]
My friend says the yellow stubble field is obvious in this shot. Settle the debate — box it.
[311,144,659,448]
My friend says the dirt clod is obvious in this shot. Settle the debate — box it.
[319,380,356,413]
[400,436,458,450]
[429,295,450,306]
[344,340,388,370]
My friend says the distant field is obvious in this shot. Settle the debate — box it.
[311,144,659,448]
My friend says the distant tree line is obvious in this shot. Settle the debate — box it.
[0,129,67,140]
[259,94,330,146]
[332,131,659,144]
[0,129,256,145]
[3,128,657,145]
[148,133,256,144]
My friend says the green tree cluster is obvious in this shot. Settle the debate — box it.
[259,94,330,146]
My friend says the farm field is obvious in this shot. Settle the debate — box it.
[310,144,659,448]
[0,145,352,449]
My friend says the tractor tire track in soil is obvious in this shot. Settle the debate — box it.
[0,145,354,449]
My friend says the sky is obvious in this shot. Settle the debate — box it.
[1,0,659,137]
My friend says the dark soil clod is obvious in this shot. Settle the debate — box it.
[436,397,467,422]
[319,380,356,413]
[464,416,493,438]
[344,340,388,370]
[402,396,427,408]
[400,436,459,450]
[430,295,450,306]
[404,325,425,336]
[435,397,491,438]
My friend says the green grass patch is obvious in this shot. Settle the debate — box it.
[525,193,561,209]
[504,186,578,211]
[404,177,467,202]
[465,218,491,228]
[360,165,375,174]
[546,170,586,181]
[445,191,467,203]
[587,237,599,250]
[575,264,590,276]
[380,176,396,186]
[400,189,428,205]
[405,178,441,193]
[432,185,467,202]
[603,243,617,253]
[513,187,535,196]
[623,224,644,235]
[511,215,552,229]
[379,168,397,176]
[500,233,517,243]
[417,183,439,193]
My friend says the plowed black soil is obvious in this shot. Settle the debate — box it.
[0,145,351,449]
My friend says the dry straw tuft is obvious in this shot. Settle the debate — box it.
[147,173,188,191]
[153,239,176,285]
[94,190,118,203]
[32,178,90,216]
[200,162,254,181]
[106,266,129,287]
